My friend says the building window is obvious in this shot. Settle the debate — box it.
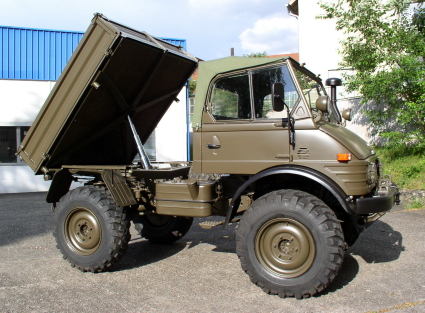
[189,97,195,122]
[0,126,30,164]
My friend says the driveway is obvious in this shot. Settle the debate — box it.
[0,192,424,312]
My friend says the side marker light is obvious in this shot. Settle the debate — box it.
[337,153,351,161]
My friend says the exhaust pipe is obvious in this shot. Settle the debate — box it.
[326,78,343,123]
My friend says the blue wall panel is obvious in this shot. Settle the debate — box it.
[160,37,187,50]
[0,26,84,80]
[1,25,186,81]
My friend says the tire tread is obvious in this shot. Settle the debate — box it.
[54,186,130,273]
[236,189,345,299]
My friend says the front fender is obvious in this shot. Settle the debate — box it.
[224,165,353,226]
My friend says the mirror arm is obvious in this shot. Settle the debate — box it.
[279,102,296,150]
[289,116,296,150]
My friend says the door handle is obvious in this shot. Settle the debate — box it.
[207,143,221,149]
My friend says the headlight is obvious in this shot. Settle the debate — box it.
[367,162,377,186]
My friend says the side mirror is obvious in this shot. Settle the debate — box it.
[272,82,285,112]
[342,108,352,121]
[316,95,329,113]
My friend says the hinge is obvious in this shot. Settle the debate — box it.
[41,153,50,161]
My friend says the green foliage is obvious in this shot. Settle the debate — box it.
[244,51,268,58]
[318,0,425,149]
[188,79,197,97]
[374,146,425,190]
[405,199,425,210]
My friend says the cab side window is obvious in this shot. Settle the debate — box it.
[252,65,299,119]
[210,73,251,120]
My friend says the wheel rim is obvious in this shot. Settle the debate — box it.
[255,217,315,278]
[64,207,102,256]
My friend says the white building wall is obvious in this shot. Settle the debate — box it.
[1,165,56,193]
[296,1,370,142]
[0,80,55,193]
[155,88,188,162]
[0,80,55,125]
[297,2,341,82]
[0,79,188,193]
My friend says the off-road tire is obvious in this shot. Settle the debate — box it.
[54,186,130,272]
[134,214,193,244]
[236,189,345,299]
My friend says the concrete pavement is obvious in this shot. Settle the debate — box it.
[0,192,424,312]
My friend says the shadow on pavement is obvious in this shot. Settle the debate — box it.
[112,216,405,294]
[315,253,359,297]
[112,238,188,271]
[316,219,404,297]
[113,218,238,272]
[348,220,404,264]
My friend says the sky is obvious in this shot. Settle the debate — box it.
[0,0,299,61]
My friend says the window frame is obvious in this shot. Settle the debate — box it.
[0,126,31,165]
[208,70,253,122]
[205,61,315,124]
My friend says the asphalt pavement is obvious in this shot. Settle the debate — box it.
[0,192,424,312]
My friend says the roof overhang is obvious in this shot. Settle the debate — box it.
[286,0,299,16]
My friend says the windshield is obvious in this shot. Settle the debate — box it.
[294,70,325,108]
[294,67,338,123]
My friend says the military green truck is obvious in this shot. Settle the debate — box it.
[17,14,400,299]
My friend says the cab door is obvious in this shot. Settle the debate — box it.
[201,65,299,174]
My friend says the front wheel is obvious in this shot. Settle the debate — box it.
[54,186,130,272]
[236,189,345,299]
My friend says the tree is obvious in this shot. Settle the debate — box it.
[319,0,425,151]
[243,51,268,58]
[188,79,196,97]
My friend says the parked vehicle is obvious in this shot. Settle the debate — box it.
[18,14,399,299]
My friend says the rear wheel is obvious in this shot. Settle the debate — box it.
[134,214,193,244]
[54,186,130,272]
[236,189,345,299]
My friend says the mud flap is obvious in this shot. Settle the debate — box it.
[102,169,137,207]
[46,169,74,204]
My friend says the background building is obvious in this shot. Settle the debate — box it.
[286,0,368,141]
[0,25,190,193]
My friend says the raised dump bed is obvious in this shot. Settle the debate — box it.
[17,14,197,175]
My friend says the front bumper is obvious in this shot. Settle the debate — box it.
[355,184,400,215]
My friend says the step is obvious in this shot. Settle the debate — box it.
[198,218,240,230]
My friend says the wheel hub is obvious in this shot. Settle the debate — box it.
[273,236,298,260]
[65,208,102,256]
[255,218,315,278]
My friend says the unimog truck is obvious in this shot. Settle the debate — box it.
[17,14,400,299]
